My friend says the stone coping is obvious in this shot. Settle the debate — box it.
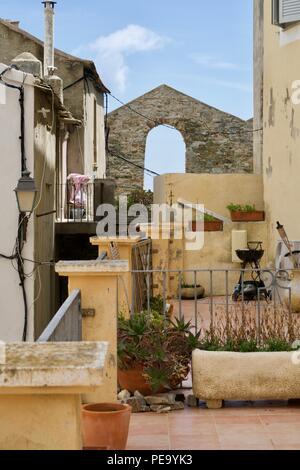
[90,236,142,246]
[55,259,129,274]
[0,342,108,390]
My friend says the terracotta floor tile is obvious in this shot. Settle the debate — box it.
[273,444,300,450]
[127,398,300,450]
[170,435,221,451]
[127,434,170,451]
[214,415,262,425]
[260,414,300,425]
[218,430,274,448]
[269,432,300,446]
[169,419,216,437]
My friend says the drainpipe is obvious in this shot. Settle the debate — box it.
[42,1,57,77]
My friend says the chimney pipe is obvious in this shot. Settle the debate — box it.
[42,1,57,77]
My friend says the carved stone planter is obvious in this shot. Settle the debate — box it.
[192,349,300,409]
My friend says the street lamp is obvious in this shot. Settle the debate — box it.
[14,170,38,214]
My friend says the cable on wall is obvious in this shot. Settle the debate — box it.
[0,67,30,341]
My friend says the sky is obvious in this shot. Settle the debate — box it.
[0,0,254,189]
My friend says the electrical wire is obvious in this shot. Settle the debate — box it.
[108,92,263,139]
[0,69,30,341]
[108,149,159,177]
[109,93,176,131]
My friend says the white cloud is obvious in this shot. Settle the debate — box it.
[190,53,241,71]
[80,25,170,93]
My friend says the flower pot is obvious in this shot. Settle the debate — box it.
[190,221,223,232]
[118,366,161,395]
[82,403,131,451]
[181,286,205,300]
[230,211,265,222]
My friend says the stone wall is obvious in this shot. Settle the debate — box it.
[107,85,253,194]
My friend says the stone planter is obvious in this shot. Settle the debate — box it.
[230,210,265,222]
[192,349,300,409]
[181,286,205,300]
[82,403,131,450]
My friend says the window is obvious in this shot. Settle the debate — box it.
[273,0,300,27]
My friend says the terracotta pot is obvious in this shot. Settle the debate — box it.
[181,286,205,300]
[118,366,159,395]
[190,220,223,232]
[230,211,265,222]
[82,403,131,451]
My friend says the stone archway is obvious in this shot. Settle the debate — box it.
[107,84,253,194]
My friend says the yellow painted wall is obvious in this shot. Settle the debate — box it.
[262,2,300,257]
[0,394,82,450]
[154,173,264,218]
[153,173,268,295]
[68,273,118,404]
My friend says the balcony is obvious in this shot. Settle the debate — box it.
[55,178,115,235]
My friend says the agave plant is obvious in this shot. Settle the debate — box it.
[118,311,200,393]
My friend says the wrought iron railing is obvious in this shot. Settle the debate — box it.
[37,289,82,342]
[130,268,299,343]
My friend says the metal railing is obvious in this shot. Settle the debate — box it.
[130,268,299,342]
[37,289,82,342]
[56,181,96,223]
[131,239,153,313]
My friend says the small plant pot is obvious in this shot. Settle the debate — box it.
[191,221,223,232]
[181,286,205,300]
[230,211,265,222]
[82,403,131,451]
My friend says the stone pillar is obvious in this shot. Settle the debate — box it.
[0,342,107,450]
[56,260,129,404]
[90,236,142,317]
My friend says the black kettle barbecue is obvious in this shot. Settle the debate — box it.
[232,242,270,302]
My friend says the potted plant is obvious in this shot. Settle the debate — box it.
[181,283,205,300]
[118,311,199,395]
[227,203,265,222]
[191,214,223,232]
[82,403,132,450]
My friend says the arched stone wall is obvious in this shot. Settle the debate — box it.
[107,85,253,194]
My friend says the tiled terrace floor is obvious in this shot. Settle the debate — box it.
[127,399,300,450]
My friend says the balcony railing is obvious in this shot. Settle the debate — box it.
[56,180,96,223]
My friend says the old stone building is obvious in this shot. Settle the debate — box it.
[0,17,109,180]
[107,84,253,194]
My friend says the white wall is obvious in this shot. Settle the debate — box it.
[0,65,35,341]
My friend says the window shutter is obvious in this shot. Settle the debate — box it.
[272,0,280,25]
[279,0,300,24]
